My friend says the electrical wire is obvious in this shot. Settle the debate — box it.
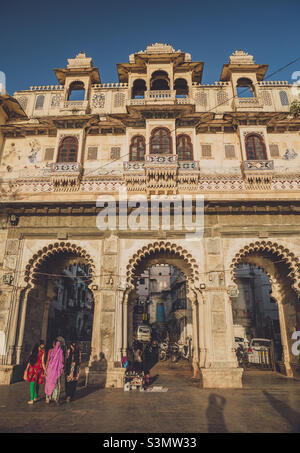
[8,256,292,281]
[2,56,299,285]
[83,54,300,177]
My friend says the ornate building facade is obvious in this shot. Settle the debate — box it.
[0,43,299,388]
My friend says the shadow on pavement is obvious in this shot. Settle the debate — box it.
[206,393,227,433]
[263,390,300,432]
[70,384,103,402]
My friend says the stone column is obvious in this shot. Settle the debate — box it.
[188,290,200,378]
[40,300,51,345]
[86,234,125,388]
[191,300,200,377]
[271,283,293,377]
[5,286,26,365]
[40,281,56,347]
[15,288,31,364]
[114,289,125,362]
[122,293,129,356]
[200,288,243,388]
[89,290,102,365]
[128,301,134,351]
[195,289,206,369]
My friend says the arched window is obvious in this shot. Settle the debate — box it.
[129,135,145,161]
[150,71,170,91]
[67,81,85,101]
[245,134,267,160]
[174,78,188,98]
[57,136,78,162]
[236,78,255,98]
[35,94,45,110]
[176,134,193,160]
[132,79,146,99]
[150,128,172,154]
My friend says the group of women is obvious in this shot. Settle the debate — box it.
[24,337,81,405]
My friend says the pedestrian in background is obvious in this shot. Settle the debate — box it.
[65,342,81,402]
[45,338,64,404]
[133,344,143,372]
[24,340,46,405]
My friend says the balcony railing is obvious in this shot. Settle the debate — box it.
[124,158,200,171]
[234,97,262,109]
[242,160,274,171]
[145,154,178,164]
[123,161,145,171]
[49,162,82,173]
[145,90,176,101]
[242,160,274,190]
[128,91,195,106]
[178,161,199,170]
[60,100,89,111]
[49,162,82,191]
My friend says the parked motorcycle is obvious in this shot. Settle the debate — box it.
[236,345,247,368]
[158,341,169,361]
[170,341,191,363]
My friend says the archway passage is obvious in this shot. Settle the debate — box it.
[134,263,192,344]
[21,246,95,363]
[230,241,300,377]
[125,243,199,380]
[233,263,282,371]
[46,262,94,360]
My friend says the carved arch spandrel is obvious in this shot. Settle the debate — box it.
[229,240,300,296]
[23,241,96,289]
[125,241,200,293]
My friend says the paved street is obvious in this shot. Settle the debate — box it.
[0,365,300,433]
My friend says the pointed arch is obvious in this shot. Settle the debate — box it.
[24,241,96,288]
[230,240,300,295]
[125,241,200,292]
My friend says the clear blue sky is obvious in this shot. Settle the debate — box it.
[1,0,300,94]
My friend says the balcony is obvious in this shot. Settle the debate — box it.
[60,100,89,114]
[242,160,274,190]
[127,90,194,107]
[145,154,178,165]
[242,160,274,171]
[49,162,83,191]
[123,156,200,193]
[233,97,263,111]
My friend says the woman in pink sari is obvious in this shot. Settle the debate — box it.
[45,338,64,404]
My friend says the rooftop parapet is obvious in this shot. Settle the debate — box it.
[229,50,255,65]
[67,52,94,69]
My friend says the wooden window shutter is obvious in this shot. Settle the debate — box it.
[201,144,212,158]
[225,144,236,159]
[110,147,121,159]
[87,146,98,160]
[44,148,54,161]
[269,144,280,157]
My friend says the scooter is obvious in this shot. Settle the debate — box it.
[158,341,169,361]
[170,342,191,363]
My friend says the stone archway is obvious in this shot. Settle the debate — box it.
[230,240,300,377]
[121,241,201,377]
[126,241,200,290]
[14,242,96,367]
